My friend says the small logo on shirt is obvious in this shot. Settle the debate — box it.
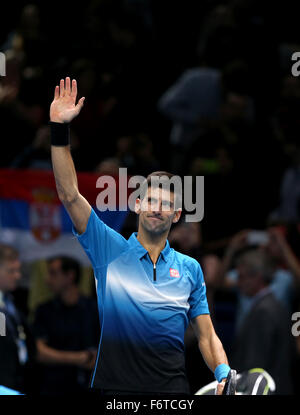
[170,268,180,278]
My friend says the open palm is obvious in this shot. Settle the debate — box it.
[50,77,85,123]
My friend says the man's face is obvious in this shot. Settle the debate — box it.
[46,259,70,295]
[0,259,22,292]
[237,264,260,297]
[136,186,181,237]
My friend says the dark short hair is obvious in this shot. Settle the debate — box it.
[0,244,19,266]
[140,171,182,209]
[47,256,81,285]
[145,171,176,184]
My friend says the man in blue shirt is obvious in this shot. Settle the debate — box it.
[48,77,232,394]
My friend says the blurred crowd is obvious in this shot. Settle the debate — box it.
[1,0,300,395]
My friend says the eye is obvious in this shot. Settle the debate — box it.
[148,197,157,205]
[162,200,172,208]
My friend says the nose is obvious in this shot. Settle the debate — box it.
[154,196,165,211]
[151,204,164,216]
[152,203,161,212]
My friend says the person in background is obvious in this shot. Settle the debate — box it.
[0,244,35,393]
[33,256,99,395]
[230,249,294,395]
[157,61,222,173]
[218,227,298,328]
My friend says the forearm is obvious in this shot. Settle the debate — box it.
[37,341,81,366]
[51,143,79,204]
[198,332,228,374]
[50,122,91,234]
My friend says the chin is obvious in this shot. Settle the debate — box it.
[145,223,166,236]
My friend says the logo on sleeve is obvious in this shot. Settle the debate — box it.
[170,268,180,278]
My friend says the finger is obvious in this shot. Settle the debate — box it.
[54,85,59,100]
[77,96,85,108]
[75,96,85,114]
[59,79,65,98]
[71,79,77,98]
[65,76,71,95]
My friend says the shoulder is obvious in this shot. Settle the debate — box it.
[172,249,202,276]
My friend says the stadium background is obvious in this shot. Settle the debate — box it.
[0,0,300,395]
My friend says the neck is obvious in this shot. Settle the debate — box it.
[137,227,168,264]
[60,284,79,306]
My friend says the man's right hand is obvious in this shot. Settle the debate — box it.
[50,77,85,124]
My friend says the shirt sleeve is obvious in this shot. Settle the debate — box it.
[187,261,210,320]
[72,208,128,271]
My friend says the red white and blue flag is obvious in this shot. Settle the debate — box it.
[0,169,128,266]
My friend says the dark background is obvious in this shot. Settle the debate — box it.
[1,0,300,395]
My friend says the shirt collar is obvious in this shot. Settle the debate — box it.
[128,232,171,262]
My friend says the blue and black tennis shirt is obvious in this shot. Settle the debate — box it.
[73,208,210,393]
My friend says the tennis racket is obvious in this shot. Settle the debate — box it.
[222,369,237,395]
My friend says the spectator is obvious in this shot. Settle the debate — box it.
[11,124,51,170]
[211,226,298,365]
[0,244,35,393]
[157,63,222,172]
[32,256,99,395]
[94,157,120,176]
[11,124,81,170]
[0,53,44,167]
[230,249,294,394]
[218,227,297,322]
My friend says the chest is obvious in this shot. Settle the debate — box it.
[105,254,192,309]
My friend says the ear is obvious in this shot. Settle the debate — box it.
[134,198,141,215]
[172,208,182,224]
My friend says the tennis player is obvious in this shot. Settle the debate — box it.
[49,77,232,395]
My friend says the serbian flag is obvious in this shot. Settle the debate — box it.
[0,169,128,266]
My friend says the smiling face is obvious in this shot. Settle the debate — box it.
[135,185,181,237]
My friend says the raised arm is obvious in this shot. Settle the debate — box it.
[49,77,91,234]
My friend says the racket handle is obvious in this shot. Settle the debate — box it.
[222,369,237,395]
